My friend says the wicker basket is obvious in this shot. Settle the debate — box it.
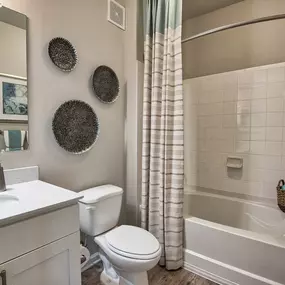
[277,179,285,213]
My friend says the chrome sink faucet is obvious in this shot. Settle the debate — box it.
[0,163,6,192]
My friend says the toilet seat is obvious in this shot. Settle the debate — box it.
[105,225,161,260]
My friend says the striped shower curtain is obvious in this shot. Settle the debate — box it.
[141,0,184,270]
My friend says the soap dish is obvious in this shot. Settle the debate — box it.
[226,156,243,169]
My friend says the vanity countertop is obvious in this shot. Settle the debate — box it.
[0,180,83,227]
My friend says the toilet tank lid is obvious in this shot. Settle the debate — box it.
[79,184,123,204]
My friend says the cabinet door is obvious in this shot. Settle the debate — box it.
[0,232,81,285]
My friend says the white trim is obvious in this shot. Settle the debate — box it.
[0,73,27,81]
[184,261,236,285]
[183,249,283,285]
[182,14,285,43]
[107,0,126,31]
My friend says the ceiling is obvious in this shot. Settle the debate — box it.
[183,0,244,21]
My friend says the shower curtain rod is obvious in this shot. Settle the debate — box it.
[182,14,285,43]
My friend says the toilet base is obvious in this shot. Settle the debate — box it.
[100,270,148,285]
[100,269,119,285]
[119,271,148,285]
[99,250,149,285]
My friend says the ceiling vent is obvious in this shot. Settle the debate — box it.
[108,0,126,30]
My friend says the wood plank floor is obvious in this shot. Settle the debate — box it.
[82,263,217,285]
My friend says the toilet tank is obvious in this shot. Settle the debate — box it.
[79,185,123,236]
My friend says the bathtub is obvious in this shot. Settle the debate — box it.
[183,191,285,285]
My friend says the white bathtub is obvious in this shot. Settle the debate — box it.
[184,191,285,285]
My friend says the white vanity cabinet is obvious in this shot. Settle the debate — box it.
[0,204,81,285]
[0,233,79,285]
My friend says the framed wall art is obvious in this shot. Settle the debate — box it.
[0,74,28,121]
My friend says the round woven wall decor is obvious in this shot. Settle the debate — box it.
[92,65,119,103]
[48,37,78,72]
[52,100,99,154]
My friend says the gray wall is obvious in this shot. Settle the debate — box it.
[1,0,126,196]
[136,0,146,63]
[0,21,26,77]
[183,0,285,79]
[124,0,144,226]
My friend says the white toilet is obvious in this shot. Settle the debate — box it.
[79,185,161,285]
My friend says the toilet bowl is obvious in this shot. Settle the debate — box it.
[79,185,161,285]
[96,225,161,285]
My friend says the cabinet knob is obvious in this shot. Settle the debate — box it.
[0,270,7,285]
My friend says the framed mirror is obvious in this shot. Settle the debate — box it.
[0,6,28,152]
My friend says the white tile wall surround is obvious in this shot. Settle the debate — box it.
[251,113,266,127]
[263,169,283,183]
[236,127,250,141]
[223,115,236,128]
[262,182,277,199]
[265,142,282,155]
[251,99,266,113]
[268,67,285,82]
[253,69,267,83]
[223,73,238,87]
[238,87,252,100]
[237,114,250,127]
[267,113,283,126]
[266,127,283,142]
[199,103,223,116]
[251,127,266,141]
[248,168,264,182]
[252,86,266,99]
[267,82,285,98]
[237,101,250,114]
[236,141,250,153]
[282,143,285,156]
[267,98,283,112]
[264,155,282,170]
[283,127,285,141]
[184,62,285,202]
[282,156,285,170]
[283,115,285,127]
[248,155,264,169]
[223,102,236,114]
[239,70,253,86]
[223,88,238,102]
[250,141,265,154]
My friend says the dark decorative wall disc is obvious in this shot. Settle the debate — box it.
[48,37,78,72]
[52,100,99,154]
[92,65,119,103]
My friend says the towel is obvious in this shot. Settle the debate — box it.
[4,130,26,151]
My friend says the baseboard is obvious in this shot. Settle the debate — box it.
[81,252,101,273]
[183,249,282,285]
[183,260,236,285]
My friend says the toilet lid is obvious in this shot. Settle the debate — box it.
[105,225,160,258]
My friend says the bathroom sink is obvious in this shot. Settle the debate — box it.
[0,193,19,210]
[0,180,83,227]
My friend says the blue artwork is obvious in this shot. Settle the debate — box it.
[2,82,28,116]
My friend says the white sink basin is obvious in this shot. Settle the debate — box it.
[0,180,83,227]
[0,193,19,210]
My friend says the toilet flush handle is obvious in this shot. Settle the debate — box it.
[86,206,96,211]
